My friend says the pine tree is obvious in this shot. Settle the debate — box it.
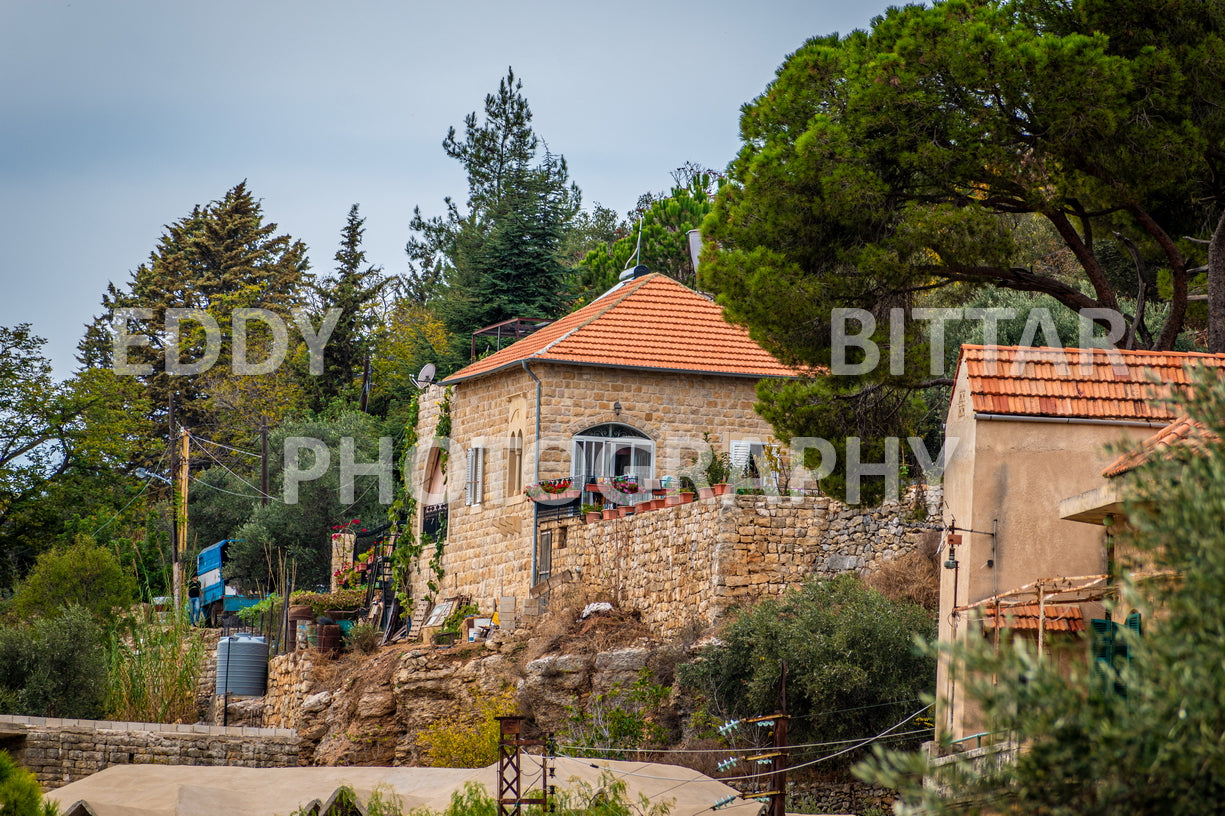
[402,68,580,367]
[79,182,310,442]
[309,204,388,409]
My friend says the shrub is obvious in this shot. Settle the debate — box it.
[679,574,935,760]
[416,687,516,768]
[0,606,107,719]
[561,669,671,758]
[345,621,381,654]
[7,539,136,622]
[0,750,58,816]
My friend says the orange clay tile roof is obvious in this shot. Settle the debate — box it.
[1101,415,1219,478]
[983,603,1085,633]
[955,345,1225,421]
[443,273,800,383]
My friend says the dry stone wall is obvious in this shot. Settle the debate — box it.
[0,715,298,790]
[551,486,942,634]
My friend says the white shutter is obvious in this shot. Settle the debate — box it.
[475,447,485,504]
[465,448,477,506]
[730,440,753,478]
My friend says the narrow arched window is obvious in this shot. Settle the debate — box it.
[507,430,523,497]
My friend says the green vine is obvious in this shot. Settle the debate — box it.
[387,387,453,613]
[437,385,453,475]
[388,394,421,612]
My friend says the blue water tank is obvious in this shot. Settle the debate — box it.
[216,633,268,696]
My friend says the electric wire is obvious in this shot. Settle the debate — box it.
[565,704,934,785]
[191,431,269,497]
[90,446,170,538]
[190,434,261,458]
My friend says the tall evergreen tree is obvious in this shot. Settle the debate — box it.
[309,204,388,410]
[402,68,580,368]
[79,182,310,445]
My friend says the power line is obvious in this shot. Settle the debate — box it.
[564,705,934,785]
[190,434,261,458]
[90,446,170,538]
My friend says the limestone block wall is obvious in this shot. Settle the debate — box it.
[409,363,782,609]
[0,715,299,790]
[550,486,942,634]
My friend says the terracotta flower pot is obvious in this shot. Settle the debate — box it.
[585,511,602,523]
[635,501,653,513]
[699,486,715,499]
[651,498,666,510]
[680,491,696,504]
[665,494,682,507]
[618,506,633,517]
[602,508,617,520]
[713,483,731,496]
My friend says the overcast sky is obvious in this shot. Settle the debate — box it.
[1,0,897,378]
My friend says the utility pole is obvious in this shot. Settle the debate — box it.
[174,426,190,614]
[260,417,269,506]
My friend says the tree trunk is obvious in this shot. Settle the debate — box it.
[1208,208,1225,353]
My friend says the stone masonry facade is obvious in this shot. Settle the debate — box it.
[549,486,943,634]
[408,364,781,606]
[0,715,299,791]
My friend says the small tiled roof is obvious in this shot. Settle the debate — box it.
[443,273,800,383]
[983,603,1085,633]
[955,345,1225,421]
[1102,415,1219,477]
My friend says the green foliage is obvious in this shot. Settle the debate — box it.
[562,669,671,758]
[345,621,381,654]
[308,204,390,411]
[438,603,479,636]
[404,68,581,368]
[223,411,388,591]
[8,539,136,622]
[416,687,516,768]
[859,365,1225,813]
[0,606,108,719]
[78,181,311,443]
[680,574,934,759]
[289,588,368,618]
[106,605,206,724]
[0,750,58,816]
[570,173,719,302]
[701,0,1225,482]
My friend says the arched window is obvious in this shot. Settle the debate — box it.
[572,423,654,482]
[507,430,523,497]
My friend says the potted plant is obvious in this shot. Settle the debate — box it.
[581,502,602,523]
[601,505,618,520]
[525,477,580,502]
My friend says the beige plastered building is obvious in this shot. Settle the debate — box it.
[937,344,1225,743]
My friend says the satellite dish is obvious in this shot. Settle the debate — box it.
[410,362,436,390]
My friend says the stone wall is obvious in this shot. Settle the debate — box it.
[0,715,299,790]
[550,486,941,635]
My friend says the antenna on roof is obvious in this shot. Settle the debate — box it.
[623,209,646,271]
[410,362,436,390]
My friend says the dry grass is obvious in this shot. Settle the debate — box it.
[865,530,941,611]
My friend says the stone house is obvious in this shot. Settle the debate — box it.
[937,344,1225,743]
[405,270,798,613]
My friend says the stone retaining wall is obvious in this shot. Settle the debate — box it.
[550,486,942,634]
[0,715,299,791]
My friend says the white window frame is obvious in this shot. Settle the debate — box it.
[571,424,654,483]
[465,445,485,506]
